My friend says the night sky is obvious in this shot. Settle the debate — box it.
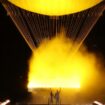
[0,4,32,102]
[0,3,105,103]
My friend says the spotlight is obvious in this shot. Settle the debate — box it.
[93,101,103,105]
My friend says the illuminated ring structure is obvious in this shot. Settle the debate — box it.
[8,0,103,16]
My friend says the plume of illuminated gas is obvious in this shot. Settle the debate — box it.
[27,31,99,89]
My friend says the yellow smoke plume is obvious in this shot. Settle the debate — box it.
[27,32,101,89]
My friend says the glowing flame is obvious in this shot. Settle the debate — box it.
[27,32,99,89]
[8,0,102,16]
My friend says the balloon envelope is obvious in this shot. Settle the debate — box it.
[8,0,103,16]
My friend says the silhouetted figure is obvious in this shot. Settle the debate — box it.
[54,90,60,105]
[48,89,54,105]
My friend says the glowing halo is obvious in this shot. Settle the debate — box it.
[8,0,103,16]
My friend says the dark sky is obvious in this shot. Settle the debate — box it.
[0,4,32,102]
[0,3,105,103]
[85,10,105,55]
